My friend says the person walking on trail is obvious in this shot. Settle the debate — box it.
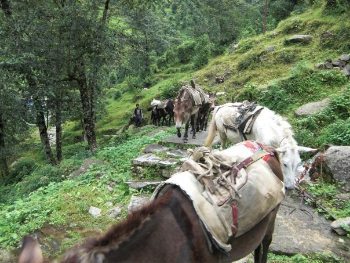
[134,103,143,127]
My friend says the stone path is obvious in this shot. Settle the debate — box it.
[162,130,220,147]
[271,191,350,260]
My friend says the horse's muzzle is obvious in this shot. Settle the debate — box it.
[177,128,181,138]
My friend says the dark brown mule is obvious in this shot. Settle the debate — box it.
[19,147,283,263]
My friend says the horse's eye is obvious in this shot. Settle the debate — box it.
[283,163,288,167]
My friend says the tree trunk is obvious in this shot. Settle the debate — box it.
[26,73,56,165]
[55,92,63,162]
[33,97,57,165]
[0,0,11,16]
[102,0,110,25]
[0,112,9,178]
[326,0,337,8]
[76,65,97,151]
[262,0,269,34]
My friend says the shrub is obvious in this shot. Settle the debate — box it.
[113,90,122,100]
[237,53,260,71]
[7,158,38,185]
[15,164,64,196]
[258,84,293,113]
[193,35,212,69]
[177,40,196,64]
[277,50,297,64]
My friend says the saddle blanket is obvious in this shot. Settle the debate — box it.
[185,85,209,106]
[152,141,285,252]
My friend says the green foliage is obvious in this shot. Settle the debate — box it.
[295,86,350,147]
[193,35,212,69]
[268,252,343,263]
[15,164,64,196]
[276,49,297,64]
[237,53,260,71]
[7,158,37,185]
[177,40,196,64]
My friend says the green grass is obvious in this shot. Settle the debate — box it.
[0,127,173,256]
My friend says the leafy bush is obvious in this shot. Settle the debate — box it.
[160,80,183,99]
[15,165,64,195]
[177,40,196,64]
[295,86,350,147]
[237,53,260,71]
[193,35,212,69]
[113,90,122,100]
[259,84,293,113]
[7,158,37,184]
[318,119,350,145]
[276,50,297,64]
[234,84,260,102]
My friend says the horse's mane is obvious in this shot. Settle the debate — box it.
[268,108,298,148]
[62,191,173,261]
[176,86,189,101]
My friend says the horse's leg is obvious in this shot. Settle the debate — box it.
[183,120,189,143]
[219,131,227,149]
[254,244,263,263]
[191,114,197,139]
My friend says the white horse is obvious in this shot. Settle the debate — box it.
[204,103,316,189]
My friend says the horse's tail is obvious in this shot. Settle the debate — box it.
[204,113,217,147]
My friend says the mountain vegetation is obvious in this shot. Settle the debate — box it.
[0,0,349,261]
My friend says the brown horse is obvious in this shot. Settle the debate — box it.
[174,84,211,143]
[19,146,283,263]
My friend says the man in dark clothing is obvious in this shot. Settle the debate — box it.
[134,104,143,127]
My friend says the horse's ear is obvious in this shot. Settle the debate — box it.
[297,146,318,153]
[19,236,44,263]
[275,147,287,154]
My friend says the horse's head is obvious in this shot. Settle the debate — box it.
[277,143,317,189]
[18,236,43,263]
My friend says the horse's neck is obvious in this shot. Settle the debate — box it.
[255,109,295,147]
[95,189,210,263]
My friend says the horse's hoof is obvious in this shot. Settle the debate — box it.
[183,139,188,143]
[192,135,196,139]
[177,133,181,138]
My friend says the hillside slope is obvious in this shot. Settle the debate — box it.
[1,2,349,262]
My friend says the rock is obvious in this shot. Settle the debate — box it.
[343,64,350,77]
[88,206,101,218]
[166,149,187,158]
[285,35,313,45]
[324,146,350,188]
[128,195,149,213]
[215,76,225,84]
[265,45,275,52]
[325,61,333,69]
[340,54,350,62]
[126,180,162,189]
[271,192,350,259]
[216,91,226,96]
[320,31,334,41]
[295,98,330,117]
[315,63,327,69]
[335,193,350,201]
[69,159,105,178]
[332,60,346,68]
[108,206,122,218]
[331,217,350,236]
[143,144,168,154]
[133,154,178,168]
[105,201,113,207]
[133,154,162,166]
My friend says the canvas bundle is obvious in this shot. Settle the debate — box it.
[152,141,285,252]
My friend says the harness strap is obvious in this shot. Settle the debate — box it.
[229,145,273,237]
